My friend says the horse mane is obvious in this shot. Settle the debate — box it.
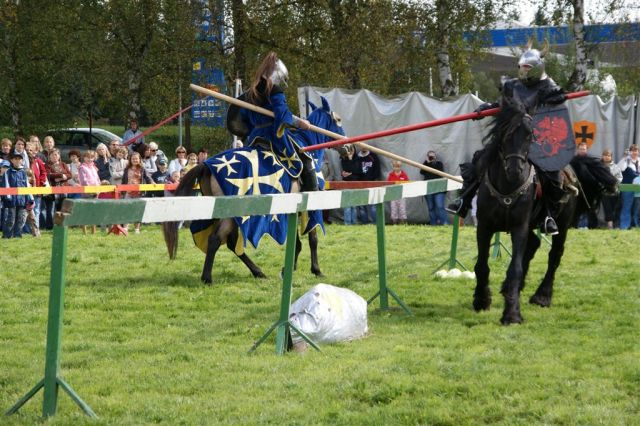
[481,96,530,163]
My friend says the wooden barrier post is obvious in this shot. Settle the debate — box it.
[250,213,320,355]
[6,224,96,419]
[433,214,467,273]
[491,232,512,259]
[367,202,411,314]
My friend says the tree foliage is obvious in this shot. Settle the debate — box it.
[0,0,637,138]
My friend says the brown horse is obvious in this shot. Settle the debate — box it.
[163,99,346,284]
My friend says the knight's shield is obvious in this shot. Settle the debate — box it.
[529,104,576,171]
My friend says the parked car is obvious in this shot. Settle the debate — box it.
[45,128,122,161]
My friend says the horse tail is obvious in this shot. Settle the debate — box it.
[162,164,209,259]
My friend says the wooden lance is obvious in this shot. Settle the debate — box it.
[190,83,462,183]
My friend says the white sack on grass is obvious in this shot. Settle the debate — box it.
[289,283,368,344]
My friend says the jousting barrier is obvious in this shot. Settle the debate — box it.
[5,177,460,419]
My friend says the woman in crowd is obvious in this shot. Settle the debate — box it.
[95,143,111,183]
[43,149,70,229]
[141,143,158,176]
[168,146,188,175]
[122,151,153,233]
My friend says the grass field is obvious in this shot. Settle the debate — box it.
[1,223,639,425]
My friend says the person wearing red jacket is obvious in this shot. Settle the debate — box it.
[26,140,48,233]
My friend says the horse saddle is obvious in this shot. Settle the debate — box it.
[535,165,579,202]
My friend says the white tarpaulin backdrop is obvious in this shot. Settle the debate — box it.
[298,86,638,223]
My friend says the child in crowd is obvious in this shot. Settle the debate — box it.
[183,152,198,173]
[66,149,82,200]
[387,160,409,224]
[109,147,128,185]
[122,151,153,233]
[165,170,181,197]
[0,159,10,230]
[78,150,101,188]
[1,153,34,238]
[1,138,12,161]
[150,159,170,198]
[44,148,71,230]
[78,150,101,234]
[24,169,41,237]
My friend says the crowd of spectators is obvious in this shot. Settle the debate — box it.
[1,133,205,238]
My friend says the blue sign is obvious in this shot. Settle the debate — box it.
[192,62,227,127]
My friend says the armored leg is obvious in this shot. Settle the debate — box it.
[446,163,479,218]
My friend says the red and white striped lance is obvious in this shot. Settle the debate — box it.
[302,90,591,152]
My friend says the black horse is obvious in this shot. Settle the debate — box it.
[472,98,617,324]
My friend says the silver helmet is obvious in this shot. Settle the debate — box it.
[270,59,289,87]
[518,39,548,86]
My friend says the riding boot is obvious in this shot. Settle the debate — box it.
[542,202,560,236]
[299,154,319,192]
[446,178,480,218]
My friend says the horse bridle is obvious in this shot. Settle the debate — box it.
[484,163,536,208]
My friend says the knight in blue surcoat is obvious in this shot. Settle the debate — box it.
[226,52,318,192]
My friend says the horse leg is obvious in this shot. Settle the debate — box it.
[500,226,528,325]
[520,230,541,291]
[530,227,568,307]
[225,223,267,278]
[473,225,492,311]
[201,224,225,285]
[307,229,323,277]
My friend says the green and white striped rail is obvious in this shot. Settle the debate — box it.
[57,178,459,225]
[7,178,460,420]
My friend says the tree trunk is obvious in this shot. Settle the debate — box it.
[230,0,247,82]
[567,0,587,91]
[435,0,457,98]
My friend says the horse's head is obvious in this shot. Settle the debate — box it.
[303,97,346,156]
[490,96,533,182]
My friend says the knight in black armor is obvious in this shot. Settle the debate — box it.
[446,40,567,235]
[226,52,318,192]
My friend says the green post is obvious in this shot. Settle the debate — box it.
[250,213,321,354]
[491,232,512,259]
[375,203,389,310]
[448,216,460,270]
[434,214,467,273]
[6,224,95,419]
[274,213,298,355]
[367,203,411,315]
[42,224,68,417]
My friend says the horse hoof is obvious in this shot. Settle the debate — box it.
[311,269,324,277]
[473,298,491,312]
[201,276,213,285]
[529,294,551,307]
[500,314,523,325]
[254,272,267,279]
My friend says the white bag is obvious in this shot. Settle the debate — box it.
[289,283,368,345]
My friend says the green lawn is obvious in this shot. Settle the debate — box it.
[1,224,638,425]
